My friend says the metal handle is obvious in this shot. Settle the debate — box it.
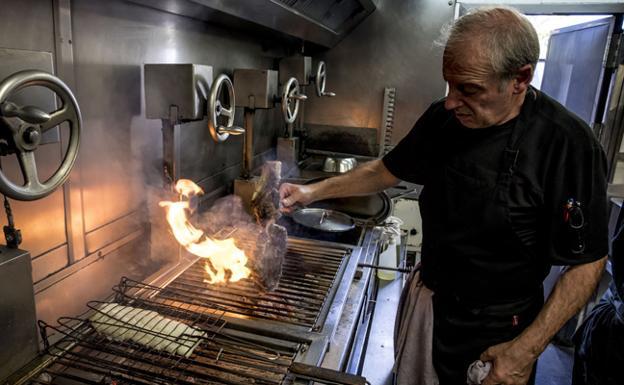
[288,362,367,385]
[319,210,328,224]
[290,94,308,101]
[220,125,245,135]
[358,263,412,273]
[209,73,243,142]
[281,77,306,124]
[0,70,81,201]
[314,61,336,98]
[0,101,51,124]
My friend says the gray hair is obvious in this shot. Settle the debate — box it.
[439,7,539,80]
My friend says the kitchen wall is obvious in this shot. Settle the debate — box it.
[302,0,454,153]
[0,0,289,325]
[0,0,462,328]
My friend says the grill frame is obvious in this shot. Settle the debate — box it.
[33,287,303,385]
[154,237,353,330]
[13,231,381,384]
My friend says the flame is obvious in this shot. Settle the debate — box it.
[159,179,251,284]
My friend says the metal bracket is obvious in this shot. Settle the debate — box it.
[379,87,396,157]
[606,33,623,70]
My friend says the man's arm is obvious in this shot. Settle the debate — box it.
[481,256,607,385]
[280,159,400,209]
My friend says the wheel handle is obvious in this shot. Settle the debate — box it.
[281,77,307,124]
[314,61,336,98]
[208,74,244,143]
[0,70,81,201]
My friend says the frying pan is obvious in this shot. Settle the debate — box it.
[287,177,393,232]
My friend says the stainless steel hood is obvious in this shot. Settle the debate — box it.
[127,0,376,48]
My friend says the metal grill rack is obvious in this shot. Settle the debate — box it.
[30,277,369,385]
[156,238,352,329]
[34,295,298,385]
[21,236,370,385]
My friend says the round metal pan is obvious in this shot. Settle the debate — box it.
[303,177,393,225]
[291,208,356,232]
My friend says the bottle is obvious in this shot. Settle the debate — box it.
[377,216,402,280]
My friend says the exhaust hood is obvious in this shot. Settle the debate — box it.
[127,0,376,48]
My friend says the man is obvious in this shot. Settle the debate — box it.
[280,7,608,385]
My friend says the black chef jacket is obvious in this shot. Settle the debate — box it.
[383,89,608,301]
[384,88,608,384]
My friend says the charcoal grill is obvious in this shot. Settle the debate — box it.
[16,234,380,385]
[158,238,351,329]
[32,285,306,385]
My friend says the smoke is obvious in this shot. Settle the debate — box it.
[197,195,258,237]
[195,162,287,291]
[139,149,288,290]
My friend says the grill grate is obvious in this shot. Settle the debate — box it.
[34,283,298,385]
[152,238,352,328]
[31,248,367,385]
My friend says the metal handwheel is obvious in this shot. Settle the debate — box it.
[281,77,307,124]
[313,61,336,98]
[0,70,81,201]
[208,74,244,142]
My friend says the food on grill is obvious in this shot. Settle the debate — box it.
[251,161,282,225]
[249,161,287,290]
[219,221,287,291]
[252,223,288,290]
[90,302,206,358]
[199,165,288,291]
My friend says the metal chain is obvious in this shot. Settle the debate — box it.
[3,194,21,248]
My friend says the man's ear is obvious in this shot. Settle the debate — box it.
[513,64,533,94]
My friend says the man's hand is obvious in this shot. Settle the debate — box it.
[279,159,400,213]
[279,183,314,212]
[480,337,537,385]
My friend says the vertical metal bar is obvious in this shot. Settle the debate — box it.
[593,16,621,132]
[161,118,175,184]
[53,0,85,263]
[605,65,624,181]
[243,105,254,178]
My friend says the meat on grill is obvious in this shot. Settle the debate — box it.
[251,161,282,226]
[251,223,287,291]
[249,161,287,290]
[202,187,287,291]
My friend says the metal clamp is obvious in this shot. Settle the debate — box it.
[280,77,307,124]
[312,61,336,98]
[0,70,81,201]
[208,74,245,142]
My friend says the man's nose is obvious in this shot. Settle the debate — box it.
[445,89,463,110]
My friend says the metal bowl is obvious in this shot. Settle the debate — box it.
[337,158,356,173]
[323,157,337,173]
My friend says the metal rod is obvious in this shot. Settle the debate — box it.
[243,104,254,178]
[357,263,412,273]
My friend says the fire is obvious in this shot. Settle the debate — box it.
[159,179,251,284]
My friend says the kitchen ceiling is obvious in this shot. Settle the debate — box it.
[127,0,376,48]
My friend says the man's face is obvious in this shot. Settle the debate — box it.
[443,51,519,129]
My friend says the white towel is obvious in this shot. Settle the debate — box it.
[90,303,206,358]
[393,270,439,385]
[467,360,492,385]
